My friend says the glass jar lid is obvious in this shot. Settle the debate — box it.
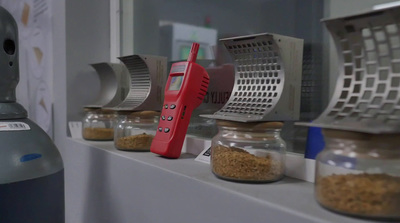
[216,120,284,140]
[83,106,101,112]
[323,129,400,144]
[116,110,134,116]
[322,129,400,159]
[84,107,116,114]
[128,110,160,118]
[216,120,283,130]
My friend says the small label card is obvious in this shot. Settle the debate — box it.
[195,147,211,164]
[68,121,82,139]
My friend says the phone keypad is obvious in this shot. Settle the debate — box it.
[158,104,177,135]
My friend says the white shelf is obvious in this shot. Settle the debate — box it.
[63,138,370,223]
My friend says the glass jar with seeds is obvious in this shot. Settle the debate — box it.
[82,107,117,141]
[211,120,286,183]
[315,129,400,220]
[114,111,160,151]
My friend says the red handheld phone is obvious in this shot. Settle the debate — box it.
[150,43,209,158]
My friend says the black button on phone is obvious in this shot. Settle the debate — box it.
[164,104,168,109]
[170,104,176,109]
[161,116,165,120]
[158,127,163,132]
[167,116,173,121]
[164,128,170,133]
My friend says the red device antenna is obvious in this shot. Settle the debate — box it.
[187,42,199,63]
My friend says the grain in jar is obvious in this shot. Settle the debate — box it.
[82,107,117,141]
[315,129,400,220]
[211,120,286,183]
[114,111,159,151]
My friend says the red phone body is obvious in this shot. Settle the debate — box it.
[150,43,209,158]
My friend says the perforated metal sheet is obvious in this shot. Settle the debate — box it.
[299,6,400,134]
[301,44,323,120]
[201,33,303,122]
[85,63,129,108]
[113,55,167,111]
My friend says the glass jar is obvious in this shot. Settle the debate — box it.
[187,116,218,139]
[315,129,400,220]
[82,107,117,141]
[211,120,286,183]
[114,111,159,151]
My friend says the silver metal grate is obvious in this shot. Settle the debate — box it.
[114,55,167,111]
[301,44,323,120]
[220,36,282,117]
[201,33,303,122]
[85,63,129,108]
[299,6,400,134]
[118,56,150,108]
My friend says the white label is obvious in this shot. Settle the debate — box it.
[195,147,211,164]
[0,122,31,131]
[68,121,82,139]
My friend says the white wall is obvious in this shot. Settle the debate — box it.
[65,0,111,124]
[52,1,111,222]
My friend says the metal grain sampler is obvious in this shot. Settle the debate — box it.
[113,55,167,111]
[298,6,400,133]
[87,62,130,108]
[201,33,304,122]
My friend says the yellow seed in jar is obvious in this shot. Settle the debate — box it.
[211,145,283,181]
[115,133,154,151]
[316,173,400,216]
[83,127,114,140]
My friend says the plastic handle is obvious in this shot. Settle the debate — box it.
[187,42,199,63]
